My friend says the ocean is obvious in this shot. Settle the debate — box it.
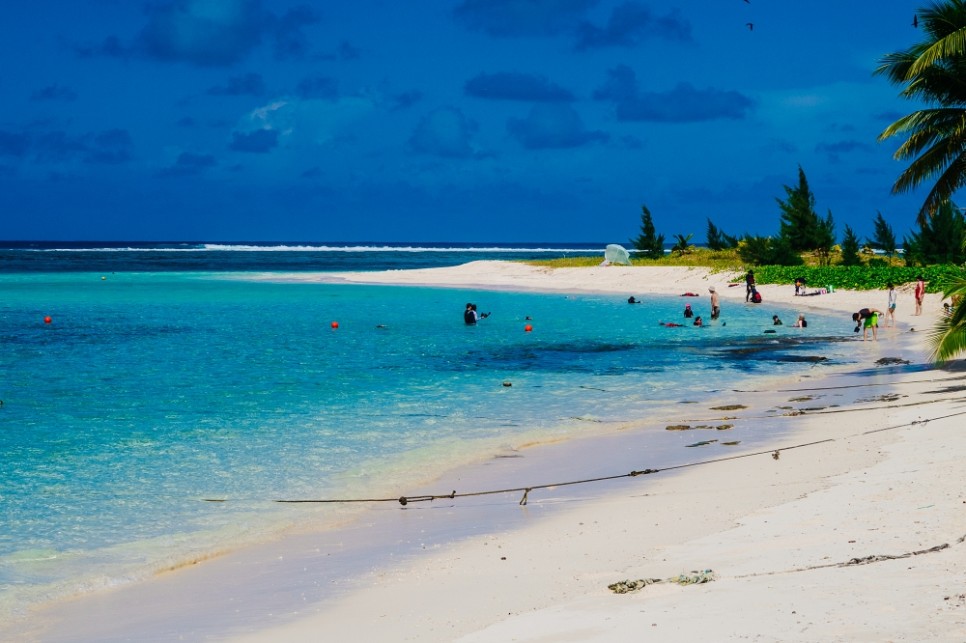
[0,241,858,620]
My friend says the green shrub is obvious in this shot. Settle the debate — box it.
[749,264,964,292]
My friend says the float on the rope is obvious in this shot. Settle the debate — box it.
[524,324,533,332]
[331,321,339,329]
[44,316,52,324]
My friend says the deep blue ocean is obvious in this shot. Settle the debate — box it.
[0,241,856,619]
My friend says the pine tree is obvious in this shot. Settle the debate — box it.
[868,211,898,256]
[903,200,966,265]
[816,210,836,265]
[706,218,738,250]
[840,224,862,266]
[777,166,823,252]
[631,204,665,258]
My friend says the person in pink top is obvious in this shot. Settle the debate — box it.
[914,275,925,316]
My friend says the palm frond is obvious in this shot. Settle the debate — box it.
[908,27,966,77]
[927,274,966,363]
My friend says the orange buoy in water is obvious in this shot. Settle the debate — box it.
[44,316,52,324]
[524,324,533,332]
[331,321,339,329]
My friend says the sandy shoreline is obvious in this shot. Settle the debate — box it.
[8,263,965,642]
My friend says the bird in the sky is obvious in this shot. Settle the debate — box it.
[746,22,754,31]
[913,14,919,28]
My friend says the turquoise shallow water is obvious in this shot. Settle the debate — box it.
[0,267,856,617]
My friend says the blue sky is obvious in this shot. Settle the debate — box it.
[0,0,931,242]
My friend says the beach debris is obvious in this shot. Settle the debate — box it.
[925,384,966,394]
[608,578,663,593]
[857,393,903,403]
[609,570,715,594]
[788,396,814,402]
[710,404,746,411]
[685,439,717,447]
[772,450,780,460]
[722,440,741,446]
[666,423,734,431]
[875,357,911,366]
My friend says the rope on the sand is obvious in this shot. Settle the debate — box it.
[205,405,966,508]
[266,440,835,507]
[734,536,964,580]
[608,569,715,594]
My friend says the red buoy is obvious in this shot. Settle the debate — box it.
[331,321,339,329]
[524,324,533,332]
[44,316,52,324]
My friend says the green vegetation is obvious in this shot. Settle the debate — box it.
[776,166,835,263]
[706,218,738,251]
[528,247,743,270]
[903,201,966,265]
[869,212,898,256]
[750,264,962,293]
[876,2,966,223]
[630,204,664,258]
[928,275,966,362]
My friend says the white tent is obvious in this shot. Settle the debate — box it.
[603,244,631,265]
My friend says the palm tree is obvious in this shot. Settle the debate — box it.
[927,274,966,362]
[671,233,694,255]
[876,1,966,224]
[908,2,966,77]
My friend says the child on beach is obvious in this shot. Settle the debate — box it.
[886,283,897,327]
[852,308,882,341]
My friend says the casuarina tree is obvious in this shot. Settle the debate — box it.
[868,211,898,256]
[631,204,665,258]
[777,166,824,253]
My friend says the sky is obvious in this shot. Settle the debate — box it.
[0,0,935,243]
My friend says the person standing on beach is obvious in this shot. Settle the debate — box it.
[914,275,925,316]
[886,283,897,327]
[745,270,755,302]
[709,286,720,320]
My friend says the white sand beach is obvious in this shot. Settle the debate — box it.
[9,263,965,642]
